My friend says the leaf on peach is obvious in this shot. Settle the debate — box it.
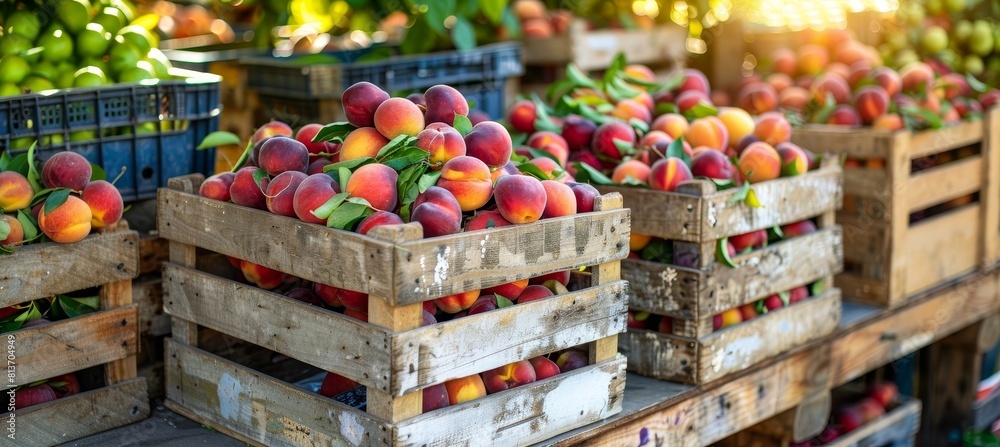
[43,189,70,215]
[196,131,242,150]
[16,210,37,241]
[452,115,473,137]
[715,238,736,268]
[313,122,357,143]
[572,162,614,185]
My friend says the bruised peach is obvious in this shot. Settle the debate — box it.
[777,144,809,176]
[340,127,389,161]
[737,82,778,115]
[753,112,791,146]
[555,350,588,373]
[41,152,91,191]
[444,375,487,405]
[422,383,450,413]
[568,182,600,213]
[507,100,537,134]
[685,116,729,151]
[356,210,404,235]
[717,107,755,149]
[494,175,547,224]
[265,171,307,217]
[610,99,652,123]
[540,180,576,218]
[346,163,398,211]
[529,356,560,380]
[423,84,469,126]
[374,97,425,139]
[437,156,493,211]
[481,279,528,301]
[465,210,512,231]
[690,149,736,180]
[293,173,341,224]
[651,113,689,140]
[199,172,235,202]
[342,81,389,128]
[0,171,33,211]
[854,85,890,124]
[797,44,829,75]
[434,289,480,314]
[649,157,693,192]
[612,159,651,184]
[240,260,286,290]
[738,142,781,183]
[416,123,467,169]
[81,180,123,228]
[1,214,23,246]
[411,186,462,238]
[778,86,810,111]
[561,114,596,151]
[482,361,536,394]
[465,121,513,170]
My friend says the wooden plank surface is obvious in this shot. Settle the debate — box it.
[138,235,169,275]
[0,230,139,306]
[4,306,138,389]
[901,204,982,297]
[618,329,699,383]
[792,126,895,159]
[983,108,1000,266]
[842,168,888,201]
[134,276,170,337]
[908,118,984,159]
[3,378,149,447]
[904,156,984,213]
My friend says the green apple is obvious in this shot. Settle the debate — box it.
[0,34,32,57]
[38,28,74,63]
[21,76,55,92]
[56,0,92,34]
[108,38,142,77]
[965,54,984,75]
[921,26,948,54]
[69,130,96,142]
[0,55,29,84]
[945,0,967,13]
[145,48,173,79]
[954,20,973,44]
[73,66,108,88]
[93,7,127,35]
[0,83,21,98]
[76,23,112,59]
[5,11,41,42]
[117,25,155,55]
[969,21,994,56]
[30,61,59,82]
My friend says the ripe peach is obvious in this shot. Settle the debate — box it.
[810,73,851,104]
[561,114,596,151]
[346,163,398,211]
[423,84,469,126]
[265,171,307,217]
[507,100,537,134]
[980,91,1000,109]
[826,62,851,80]
[717,107,755,148]
[522,18,554,37]
[835,405,865,432]
[856,397,886,423]
[422,383,450,413]
[437,156,493,211]
[797,44,829,75]
[685,116,729,151]
[610,99,652,124]
[772,48,797,76]
[311,284,341,307]
[406,93,426,106]
[634,91,655,111]
[81,180,123,228]
[258,136,309,176]
[481,279,528,301]
[252,121,294,144]
[675,89,712,115]
[434,289,480,314]
[730,229,767,252]
[871,67,902,97]
[777,144,808,177]
[873,113,904,131]
[14,384,57,410]
[624,64,656,82]
[778,86,810,110]
[49,373,79,398]
[762,294,784,312]
[494,175,547,224]
[529,356,560,380]
[530,270,569,286]
[630,233,651,251]
[411,186,462,238]
[568,182,599,213]
[468,110,490,125]
[713,308,743,330]
[230,166,268,210]
[847,60,873,87]
[827,105,863,126]
[738,142,781,183]
[199,172,235,202]
[739,304,759,321]
[340,127,390,161]
[465,121,513,170]
[1,214,23,246]
[612,159,651,184]
[37,194,91,243]
[415,123,467,169]
[649,157,693,192]
[465,209,512,231]
[308,158,333,175]
[753,112,791,146]
[355,210,404,235]
[788,286,809,303]
[676,68,711,95]
[374,97,425,139]
[834,40,868,66]
[555,350,587,373]
[482,361,536,394]
[336,289,369,312]
[589,120,635,165]
[342,81,390,128]
[240,260,286,290]
[690,149,736,180]
[900,62,935,93]
[867,382,898,407]
[953,98,983,120]
[854,85,890,124]
[293,173,341,224]
[319,372,359,399]
[295,123,338,160]
[651,113,688,140]
[444,375,487,405]
[0,171,33,211]
[540,180,576,218]
[41,152,92,191]
[765,73,793,93]
[737,82,778,114]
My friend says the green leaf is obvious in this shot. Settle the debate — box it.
[605,77,640,102]
[230,140,255,172]
[770,225,784,240]
[26,143,42,192]
[252,168,269,189]
[418,170,441,193]
[495,294,514,308]
[707,178,735,190]
[901,106,944,129]
[755,300,766,314]
[0,151,11,171]
[499,7,521,39]
[612,138,636,157]
[4,153,29,177]
[313,122,358,143]
[480,0,505,24]
[572,162,614,185]
[966,74,988,93]
[453,114,474,136]
[312,192,349,221]
[88,163,106,182]
[665,137,690,165]
[197,131,242,150]
[546,79,578,103]
[338,167,352,193]
[400,14,436,55]
[639,239,672,263]
[531,97,562,133]
[423,0,455,36]
[44,189,70,215]
[327,201,374,231]
[450,16,477,51]
[16,210,37,241]
[382,147,429,171]
[55,295,99,318]
[323,157,374,174]
[716,238,736,267]
[566,64,601,91]
[528,148,560,165]
[376,134,416,159]
[655,102,678,116]
[778,291,791,306]
[728,180,751,205]
[683,103,719,120]
[397,163,428,206]
[782,158,801,176]
[628,118,650,135]
[603,53,629,86]
[0,218,9,241]
[810,279,826,296]
[515,162,552,180]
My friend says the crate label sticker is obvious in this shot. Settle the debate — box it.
[218,372,244,421]
[337,411,365,446]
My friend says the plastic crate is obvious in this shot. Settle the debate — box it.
[0,69,221,202]
[243,42,524,98]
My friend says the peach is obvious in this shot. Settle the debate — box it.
[494,175,547,224]
[444,374,487,405]
[346,163,398,211]
[873,113,904,131]
[871,67,902,97]
[685,116,729,151]
[528,157,567,182]
[827,105,862,126]
[49,373,80,398]
[252,121,294,143]
[240,260,286,290]
[415,123,467,169]
[690,149,736,180]
[713,308,743,330]
[753,112,791,146]
[285,287,322,306]
[737,82,778,114]
[80,180,123,228]
[258,136,309,176]
[612,159,651,184]
[374,97,425,139]
[406,93,426,106]
[717,107,755,148]
[199,172,235,202]
[980,91,1000,109]
[555,350,587,373]
[953,98,983,119]
[308,158,333,174]
[561,114,596,151]
[356,210,404,235]
[826,62,851,80]
[730,229,767,252]
[527,131,568,154]
[795,75,814,90]
[1,214,23,246]
[529,356,560,380]
[507,100,537,134]
[434,289,480,314]
[624,64,656,82]
[796,44,829,75]
[411,186,462,237]
[230,166,268,210]
[0,171,33,211]
[41,152,91,191]
[467,294,499,315]
[293,173,341,224]
[649,157,693,192]
[847,60,874,87]
[38,194,91,243]
[676,68,711,95]
[540,180,576,218]
[772,48,797,76]
[810,73,851,104]
[900,62,935,93]
[835,405,865,432]
[295,123,338,160]
[738,142,781,183]
[530,270,569,286]
[340,127,390,161]
[766,73,793,93]
[336,288,368,312]
[522,18,554,37]
[344,309,369,322]
[481,279,528,301]
[319,372,359,399]
[856,397,885,423]
[610,99,651,123]
[465,121,513,170]
[651,113,689,140]
[465,209,512,231]
[634,91,655,111]
[468,110,490,125]
[854,85,890,124]
[739,304,759,321]
[917,93,941,115]
[867,382,898,408]
[422,383,450,413]
[265,171,307,217]
[777,144,808,177]
[788,286,809,303]
[589,121,636,165]
[568,182,599,213]
[630,233,651,251]
[675,89,712,114]
[778,86,810,110]
[482,361,536,394]
[437,156,493,211]
[14,384,57,410]
[341,81,390,127]
[423,84,469,125]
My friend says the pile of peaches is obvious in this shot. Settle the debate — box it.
[0,150,124,250]
[791,382,900,446]
[197,82,609,410]
[740,29,998,130]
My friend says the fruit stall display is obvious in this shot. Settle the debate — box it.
[156,81,631,445]
[0,150,145,443]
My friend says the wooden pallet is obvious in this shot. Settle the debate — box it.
[0,223,147,446]
[791,109,1000,308]
[157,174,631,446]
[602,157,844,384]
[523,20,686,71]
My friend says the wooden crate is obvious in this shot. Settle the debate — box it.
[157,174,631,446]
[523,20,686,70]
[791,109,1000,308]
[603,157,844,384]
[825,396,921,447]
[0,223,147,446]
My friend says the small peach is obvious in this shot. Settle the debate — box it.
[374,97,425,139]
[1,214,23,246]
[465,210,512,231]
[345,163,398,211]
[199,172,235,202]
[265,171,307,217]
[648,157,693,192]
[341,82,389,128]
[0,171,33,211]
[444,375,487,405]
[423,84,469,126]
[651,113,689,140]
[436,156,493,211]
[493,175,547,224]
[540,180,576,218]
[753,112,791,146]
[685,116,729,151]
[38,195,92,243]
[41,152,92,191]
[411,186,463,238]
[80,180,124,228]
[716,107,755,149]
[612,159,651,184]
[465,121,514,170]
[416,123,467,169]
[293,173,341,224]
[340,127,390,162]
[738,142,781,183]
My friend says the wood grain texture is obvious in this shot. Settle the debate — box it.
[0,230,139,306]
[134,276,170,337]
[3,306,138,390]
[623,227,843,320]
[901,204,981,298]
[907,118,984,159]
[720,391,831,446]
[165,339,391,447]
[2,378,148,447]
[904,156,983,213]
[138,235,168,275]
[983,108,1000,266]
[792,118,981,161]
[842,168,888,201]
[826,398,920,447]
[618,329,698,383]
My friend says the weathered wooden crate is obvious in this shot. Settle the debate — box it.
[602,157,844,384]
[825,396,921,447]
[157,174,630,446]
[523,20,686,70]
[0,223,147,446]
[791,109,1000,308]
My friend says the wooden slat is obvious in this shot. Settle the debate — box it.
[617,330,698,383]
[908,118,984,159]
[134,276,170,337]
[164,340,390,447]
[2,378,149,447]
[697,289,842,384]
[826,398,921,447]
[983,107,1000,266]
[624,227,843,319]
[835,273,890,306]
[842,168,889,201]
[904,156,983,213]
[138,235,168,275]
[901,204,981,297]
[393,356,627,447]
[161,263,393,394]
[791,126,895,159]
[3,306,138,390]
[0,230,139,306]
[392,281,627,395]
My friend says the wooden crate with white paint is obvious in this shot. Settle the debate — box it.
[791,108,1000,308]
[600,156,844,385]
[0,223,148,446]
[157,174,630,447]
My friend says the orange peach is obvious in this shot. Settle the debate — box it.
[772,48,797,76]
[411,186,463,237]
[796,44,829,75]
[41,152,91,191]
[494,175,547,224]
[240,260,286,290]
[199,172,235,202]
[465,121,513,170]
[651,113,688,140]
[374,97,425,139]
[871,67,902,97]
[507,100,537,134]
[716,107,755,148]
[80,180,123,228]
[465,209,512,231]
[341,81,389,128]
[540,180,576,218]
[252,121,294,143]
[416,123,467,169]
[737,82,778,115]
[0,214,23,246]
[423,84,469,126]
[765,73,793,93]
[0,171,33,211]
[753,112,791,146]
[346,163,398,211]
[522,18,554,37]
[685,116,729,151]
[444,375,487,405]
[854,85,890,124]
[777,144,808,176]
[899,61,934,93]
[713,308,743,330]
[230,166,268,210]
[481,279,528,301]
[633,91,655,111]
[825,62,851,80]
[38,195,92,243]
[434,289,480,314]
[513,0,546,20]
[482,361,536,394]
[778,86,810,111]
[437,156,493,211]
[649,157,693,192]
[630,233,651,251]
[265,171,307,217]
[873,113,904,131]
[340,127,390,162]
[612,159,651,184]
[610,99,651,124]
[738,142,781,183]
[293,173,341,224]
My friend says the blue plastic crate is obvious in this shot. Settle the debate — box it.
[0,69,221,202]
[243,42,524,99]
